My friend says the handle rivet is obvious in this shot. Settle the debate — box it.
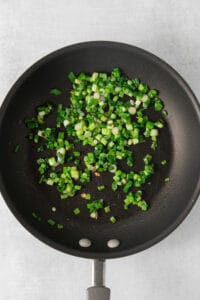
[79,238,91,248]
[107,239,120,248]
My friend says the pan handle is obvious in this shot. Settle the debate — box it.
[87,259,110,300]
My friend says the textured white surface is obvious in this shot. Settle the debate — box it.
[0,0,200,299]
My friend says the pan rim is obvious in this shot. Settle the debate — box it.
[0,41,200,259]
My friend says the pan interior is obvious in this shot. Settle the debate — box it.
[0,42,200,258]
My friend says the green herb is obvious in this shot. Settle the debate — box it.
[164,177,170,182]
[161,160,167,165]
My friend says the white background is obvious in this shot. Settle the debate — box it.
[0,1,200,299]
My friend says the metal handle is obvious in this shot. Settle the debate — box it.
[87,287,110,300]
[87,259,110,300]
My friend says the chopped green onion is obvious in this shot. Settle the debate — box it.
[48,157,57,167]
[25,68,167,222]
[97,185,105,191]
[162,110,168,116]
[50,88,62,96]
[87,200,103,217]
[110,216,117,223]
[104,206,111,213]
[47,218,55,226]
[57,224,64,229]
[68,72,76,83]
[73,151,80,157]
[70,166,79,180]
[25,117,38,129]
[154,99,163,111]
[85,193,91,200]
[32,212,38,219]
[73,208,80,215]
[14,144,20,153]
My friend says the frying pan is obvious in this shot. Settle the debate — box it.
[0,41,200,300]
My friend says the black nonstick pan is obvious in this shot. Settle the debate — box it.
[0,41,200,300]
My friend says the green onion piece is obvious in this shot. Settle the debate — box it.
[37,145,44,152]
[164,177,170,182]
[47,218,55,226]
[161,160,167,165]
[57,224,64,229]
[97,185,105,191]
[73,208,80,215]
[68,72,76,83]
[162,110,168,116]
[104,206,111,213]
[67,156,74,162]
[87,200,103,216]
[50,88,62,96]
[48,157,57,167]
[85,193,91,200]
[14,144,20,153]
[25,117,38,129]
[154,99,163,111]
[70,166,79,180]
[73,151,80,157]
[148,89,158,98]
[110,216,117,223]
[138,200,148,211]
[74,159,80,166]
[32,212,37,219]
